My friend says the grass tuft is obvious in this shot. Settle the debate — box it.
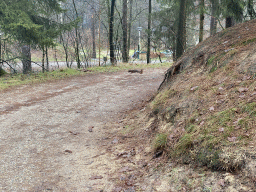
[153,133,168,151]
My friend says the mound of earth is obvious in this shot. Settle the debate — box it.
[109,20,256,191]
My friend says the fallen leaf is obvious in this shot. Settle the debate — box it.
[227,137,236,142]
[117,151,128,157]
[235,126,241,130]
[190,86,199,91]
[89,175,103,180]
[238,88,248,93]
[219,128,224,132]
[119,166,133,173]
[64,149,72,153]
[216,99,225,104]
[113,187,123,192]
[200,121,205,126]
[233,118,243,125]
[218,179,225,187]
[112,138,119,144]
[125,179,134,186]
[88,126,94,132]
[209,106,215,111]
[251,92,256,96]
[168,134,175,139]
[242,76,251,81]
[69,131,79,135]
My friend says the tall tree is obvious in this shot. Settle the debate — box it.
[210,0,218,36]
[91,14,97,58]
[72,0,81,68]
[0,0,66,73]
[247,0,256,20]
[221,0,244,28]
[147,0,152,64]
[199,0,204,42]
[109,0,116,65]
[176,0,187,59]
[127,0,133,56]
[122,0,128,63]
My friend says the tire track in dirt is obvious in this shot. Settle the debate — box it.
[0,68,166,191]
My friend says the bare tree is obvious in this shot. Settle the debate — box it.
[109,0,116,65]
[147,0,152,64]
[122,0,128,63]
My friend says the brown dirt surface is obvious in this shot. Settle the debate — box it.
[0,68,167,191]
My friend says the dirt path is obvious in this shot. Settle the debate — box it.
[0,68,166,192]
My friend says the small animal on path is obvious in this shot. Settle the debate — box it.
[128,69,143,74]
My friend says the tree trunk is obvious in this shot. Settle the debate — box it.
[199,0,204,43]
[210,0,217,36]
[248,0,256,20]
[92,14,97,59]
[109,0,116,65]
[0,38,4,75]
[72,0,81,68]
[225,16,234,28]
[127,0,133,56]
[98,1,101,66]
[122,0,128,63]
[46,46,49,71]
[176,0,186,59]
[147,0,152,64]
[22,45,31,74]
[42,46,45,73]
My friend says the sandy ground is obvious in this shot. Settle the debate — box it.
[0,68,166,192]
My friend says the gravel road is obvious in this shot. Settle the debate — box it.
[0,68,166,191]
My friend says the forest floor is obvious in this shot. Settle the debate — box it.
[0,67,168,191]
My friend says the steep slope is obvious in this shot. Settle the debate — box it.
[109,20,256,191]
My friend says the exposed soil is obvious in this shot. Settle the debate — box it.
[0,68,167,191]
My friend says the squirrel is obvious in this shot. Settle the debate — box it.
[128,69,143,74]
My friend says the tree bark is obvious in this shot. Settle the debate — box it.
[225,16,234,28]
[98,1,101,66]
[42,46,45,73]
[147,0,152,64]
[72,0,81,68]
[46,46,49,71]
[22,45,32,74]
[109,0,116,65]
[248,0,256,20]
[176,0,186,59]
[127,0,133,56]
[122,0,128,63]
[210,0,217,36]
[92,14,97,59]
[0,37,4,75]
[199,0,204,43]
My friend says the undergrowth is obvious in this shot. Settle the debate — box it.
[164,102,256,171]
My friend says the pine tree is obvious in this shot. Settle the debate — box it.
[176,0,187,59]
[0,0,67,73]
